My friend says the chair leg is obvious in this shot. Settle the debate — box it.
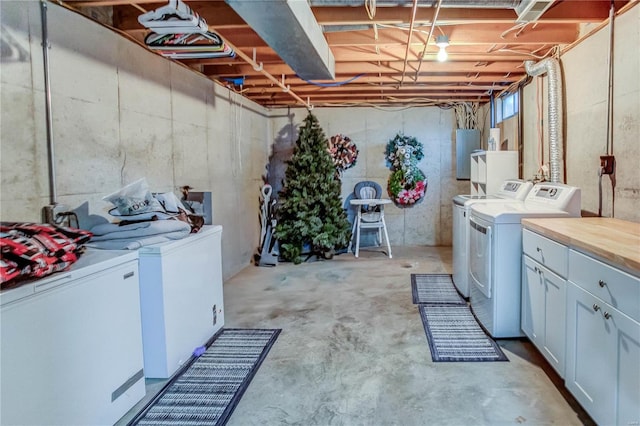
[355,215,361,258]
[348,216,357,254]
[381,217,392,259]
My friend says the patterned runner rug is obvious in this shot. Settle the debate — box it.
[419,305,508,362]
[411,274,466,305]
[130,328,281,426]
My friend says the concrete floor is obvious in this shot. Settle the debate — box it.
[119,246,593,425]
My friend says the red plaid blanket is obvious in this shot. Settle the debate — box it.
[1,222,92,286]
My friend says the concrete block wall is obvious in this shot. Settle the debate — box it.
[269,107,468,247]
[2,1,637,281]
[521,4,639,221]
[0,1,271,279]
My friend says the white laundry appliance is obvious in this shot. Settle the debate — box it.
[452,179,533,298]
[468,182,581,338]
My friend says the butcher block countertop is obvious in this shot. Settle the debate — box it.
[521,217,640,275]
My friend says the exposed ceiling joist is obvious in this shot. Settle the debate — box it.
[61,0,635,107]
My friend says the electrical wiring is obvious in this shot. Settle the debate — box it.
[299,74,365,87]
[500,22,529,39]
[365,0,376,19]
[498,74,533,98]
[452,102,479,130]
[310,101,446,111]
[492,46,557,60]
[377,23,434,38]
[276,97,476,111]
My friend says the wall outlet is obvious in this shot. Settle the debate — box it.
[600,155,615,175]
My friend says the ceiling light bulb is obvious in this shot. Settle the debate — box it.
[437,46,448,62]
[435,34,449,62]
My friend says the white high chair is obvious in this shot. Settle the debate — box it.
[348,181,392,258]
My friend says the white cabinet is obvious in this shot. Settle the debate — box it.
[470,150,518,195]
[565,250,640,426]
[521,229,568,377]
[138,225,224,378]
[0,250,145,426]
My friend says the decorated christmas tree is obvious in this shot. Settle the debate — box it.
[275,112,352,264]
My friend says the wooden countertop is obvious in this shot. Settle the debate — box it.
[521,218,640,274]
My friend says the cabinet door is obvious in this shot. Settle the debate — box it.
[566,282,616,425]
[542,263,566,377]
[522,255,544,344]
[522,255,566,377]
[614,307,640,425]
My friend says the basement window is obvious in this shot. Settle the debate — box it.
[496,91,519,123]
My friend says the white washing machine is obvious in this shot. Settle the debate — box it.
[452,180,533,298]
[468,182,581,338]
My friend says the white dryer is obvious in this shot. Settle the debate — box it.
[468,182,581,338]
[452,180,533,298]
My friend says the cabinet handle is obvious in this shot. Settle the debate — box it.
[593,304,600,312]
[598,279,606,288]
[536,247,541,252]
[534,266,539,273]
[603,311,612,320]
[123,271,135,279]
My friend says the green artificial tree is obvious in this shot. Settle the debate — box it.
[275,112,352,264]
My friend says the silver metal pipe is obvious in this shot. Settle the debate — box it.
[606,1,615,155]
[40,0,57,204]
[525,58,563,183]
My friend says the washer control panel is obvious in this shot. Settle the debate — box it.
[496,179,533,200]
[525,182,581,216]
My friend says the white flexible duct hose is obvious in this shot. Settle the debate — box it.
[524,58,563,183]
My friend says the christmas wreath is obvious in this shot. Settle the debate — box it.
[328,134,358,173]
[388,168,427,206]
[385,132,427,207]
[385,133,424,170]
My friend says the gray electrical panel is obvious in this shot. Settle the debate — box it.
[455,129,481,180]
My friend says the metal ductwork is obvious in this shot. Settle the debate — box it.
[525,58,563,183]
[226,0,335,80]
[515,0,554,22]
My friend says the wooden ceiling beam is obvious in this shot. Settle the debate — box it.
[242,84,498,95]
[187,51,536,67]
[261,97,489,106]
[325,23,580,46]
[312,1,621,25]
[313,7,517,26]
[62,0,629,108]
[175,42,554,66]
[192,24,579,51]
[77,0,621,26]
[256,92,489,102]
[204,60,524,77]
[238,74,522,86]
[249,91,489,100]
[107,5,580,44]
